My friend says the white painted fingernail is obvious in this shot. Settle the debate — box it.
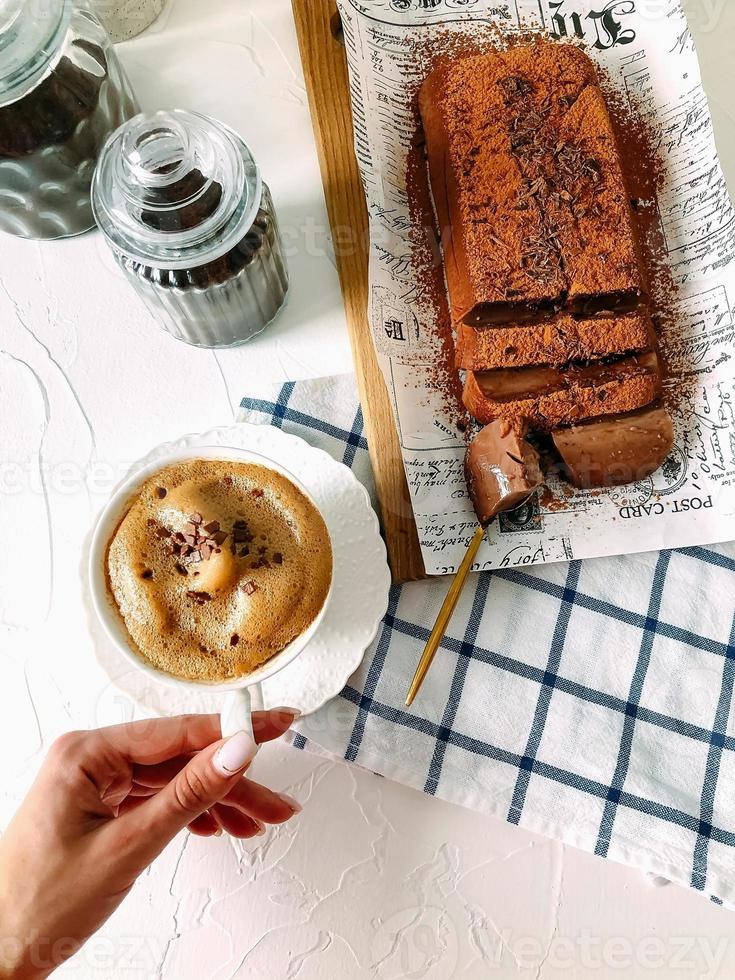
[213,731,258,776]
[271,706,302,720]
[277,793,302,814]
[214,828,224,838]
[253,819,266,837]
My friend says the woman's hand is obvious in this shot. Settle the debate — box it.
[0,711,300,978]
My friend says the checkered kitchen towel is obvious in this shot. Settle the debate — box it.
[240,374,735,907]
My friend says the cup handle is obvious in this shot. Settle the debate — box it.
[221,687,254,740]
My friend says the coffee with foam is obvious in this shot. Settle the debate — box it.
[106,459,332,682]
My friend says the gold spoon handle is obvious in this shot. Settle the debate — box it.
[405,525,486,707]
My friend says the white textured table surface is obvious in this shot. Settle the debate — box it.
[2,1,735,977]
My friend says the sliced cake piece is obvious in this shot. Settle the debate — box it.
[463,352,661,431]
[455,311,655,371]
[552,405,674,488]
[465,420,544,525]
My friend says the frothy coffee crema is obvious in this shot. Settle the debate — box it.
[106,460,332,682]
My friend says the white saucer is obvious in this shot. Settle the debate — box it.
[87,424,391,719]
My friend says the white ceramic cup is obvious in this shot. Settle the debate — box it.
[89,445,333,738]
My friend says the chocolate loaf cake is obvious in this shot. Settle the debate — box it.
[418,43,646,327]
[420,41,674,507]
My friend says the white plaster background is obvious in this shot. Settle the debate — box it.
[1,1,734,976]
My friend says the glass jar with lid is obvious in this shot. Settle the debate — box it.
[92,109,290,348]
[0,0,138,239]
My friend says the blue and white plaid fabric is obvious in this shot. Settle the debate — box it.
[240,375,735,908]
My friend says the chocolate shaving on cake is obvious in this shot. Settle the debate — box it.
[499,75,534,102]
[521,235,562,282]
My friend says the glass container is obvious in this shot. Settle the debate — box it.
[0,0,138,239]
[92,109,289,348]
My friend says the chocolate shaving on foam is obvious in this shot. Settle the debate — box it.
[186,591,212,605]
[153,517,229,568]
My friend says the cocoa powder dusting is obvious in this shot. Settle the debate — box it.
[419,42,645,323]
[600,78,691,422]
[402,25,516,428]
[405,121,465,426]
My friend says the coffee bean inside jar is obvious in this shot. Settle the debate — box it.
[0,0,138,239]
[92,109,289,348]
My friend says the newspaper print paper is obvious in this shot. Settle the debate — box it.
[335,0,735,575]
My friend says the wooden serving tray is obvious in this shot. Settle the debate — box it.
[292,0,427,583]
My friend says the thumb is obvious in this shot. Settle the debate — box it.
[113,730,258,867]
